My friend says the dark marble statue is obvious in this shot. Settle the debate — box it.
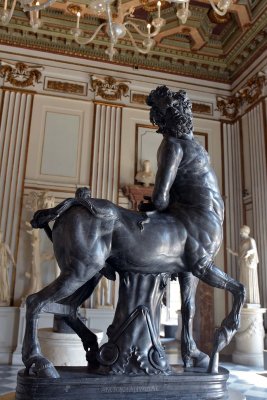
[20,86,245,388]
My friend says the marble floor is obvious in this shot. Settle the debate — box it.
[0,362,266,399]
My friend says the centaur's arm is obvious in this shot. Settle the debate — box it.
[152,136,183,211]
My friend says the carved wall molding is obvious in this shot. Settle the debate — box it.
[44,77,87,95]
[192,102,212,115]
[216,95,241,120]
[0,61,42,88]
[238,71,266,104]
[91,75,130,101]
[217,71,266,119]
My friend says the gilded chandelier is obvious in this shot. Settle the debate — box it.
[0,0,232,60]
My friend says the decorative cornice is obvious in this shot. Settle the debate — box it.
[0,61,42,88]
[91,75,130,101]
[238,72,266,104]
[217,70,266,119]
[216,95,241,120]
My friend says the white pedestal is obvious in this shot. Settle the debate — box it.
[0,307,19,364]
[38,328,103,366]
[233,307,266,367]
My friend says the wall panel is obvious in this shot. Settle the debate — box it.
[0,89,33,258]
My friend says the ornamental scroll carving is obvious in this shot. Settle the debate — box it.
[0,61,42,88]
[216,71,266,119]
[216,95,241,120]
[238,72,266,104]
[91,75,130,101]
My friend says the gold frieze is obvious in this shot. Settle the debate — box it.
[0,61,42,88]
[91,76,130,101]
[46,79,86,95]
[131,93,148,105]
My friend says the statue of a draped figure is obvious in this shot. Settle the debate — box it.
[0,231,15,306]
[228,225,260,305]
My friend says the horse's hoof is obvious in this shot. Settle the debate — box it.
[31,358,60,379]
[194,352,210,368]
[33,364,60,379]
[148,347,169,372]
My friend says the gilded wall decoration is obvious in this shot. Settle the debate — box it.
[0,61,42,88]
[131,92,148,105]
[238,72,266,104]
[91,75,130,101]
[192,102,212,115]
[216,95,241,120]
[44,77,87,95]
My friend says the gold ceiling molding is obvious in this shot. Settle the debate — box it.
[139,0,168,12]
[0,61,42,88]
[91,76,130,101]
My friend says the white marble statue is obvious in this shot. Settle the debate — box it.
[0,231,15,306]
[95,276,112,308]
[23,191,55,300]
[228,225,260,305]
[135,160,155,187]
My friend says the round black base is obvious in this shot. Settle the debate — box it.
[15,365,229,400]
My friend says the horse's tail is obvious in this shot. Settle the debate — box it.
[30,197,118,239]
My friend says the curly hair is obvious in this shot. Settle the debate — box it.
[146,86,193,138]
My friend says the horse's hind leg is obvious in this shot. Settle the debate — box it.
[22,268,101,378]
[58,274,103,367]
[178,272,209,369]
[193,261,245,373]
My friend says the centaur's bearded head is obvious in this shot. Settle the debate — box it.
[147,86,193,139]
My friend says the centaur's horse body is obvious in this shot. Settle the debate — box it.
[22,86,245,379]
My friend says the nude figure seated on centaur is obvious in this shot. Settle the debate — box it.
[22,85,245,379]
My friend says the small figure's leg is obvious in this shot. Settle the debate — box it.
[193,261,245,373]
[178,272,209,368]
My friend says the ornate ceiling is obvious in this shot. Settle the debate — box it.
[0,0,267,83]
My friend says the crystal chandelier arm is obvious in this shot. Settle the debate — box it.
[125,26,154,54]
[106,1,116,44]
[1,0,17,25]
[22,0,57,12]
[124,21,161,38]
[209,0,231,16]
[73,23,106,45]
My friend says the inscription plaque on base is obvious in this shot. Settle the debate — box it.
[15,366,229,400]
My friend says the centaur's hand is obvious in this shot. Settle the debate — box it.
[138,196,156,212]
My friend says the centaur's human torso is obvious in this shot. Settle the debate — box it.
[109,134,224,274]
[158,135,224,222]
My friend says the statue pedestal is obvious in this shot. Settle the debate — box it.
[232,307,266,367]
[15,366,230,400]
[38,328,103,366]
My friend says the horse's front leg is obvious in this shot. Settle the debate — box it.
[193,261,245,373]
[22,268,101,378]
[178,272,210,369]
